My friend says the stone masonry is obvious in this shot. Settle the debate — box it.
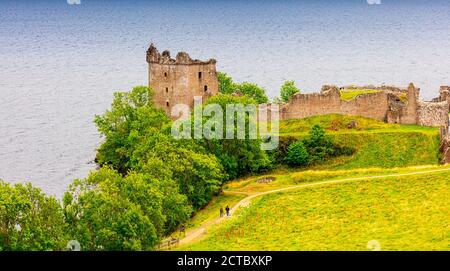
[146,44,219,116]
[279,83,449,127]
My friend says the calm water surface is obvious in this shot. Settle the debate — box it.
[1,0,450,197]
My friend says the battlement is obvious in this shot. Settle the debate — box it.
[146,44,216,65]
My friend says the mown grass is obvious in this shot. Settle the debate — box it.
[340,89,381,101]
[181,170,450,251]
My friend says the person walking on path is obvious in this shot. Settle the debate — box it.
[179,224,186,237]
[220,207,224,218]
[225,205,230,217]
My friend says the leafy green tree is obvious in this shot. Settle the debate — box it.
[94,86,170,174]
[237,82,269,104]
[94,85,225,223]
[195,94,271,179]
[217,72,237,94]
[0,181,67,251]
[132,133,224,210]
[280,80,300,103]
[217,72,269,103]
[285,141,310,167]
[63,168,165,251]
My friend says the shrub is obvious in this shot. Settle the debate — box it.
[285,141,310,167]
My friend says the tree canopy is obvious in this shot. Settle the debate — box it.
[217,72,269,104]
[280,80,300,103]
[0,181,67,251]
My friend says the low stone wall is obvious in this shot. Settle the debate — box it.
[417,101,449,127]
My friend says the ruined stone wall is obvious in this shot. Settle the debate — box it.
[397,83,419,125]
[147,44,219,115]
[437,86,450,112]
[417,101,449,127]
[279,83,443,126]
[280,87,391,121]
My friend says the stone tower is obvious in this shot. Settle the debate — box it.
[146,44,219,116]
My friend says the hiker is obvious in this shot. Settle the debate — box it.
[179,225,185,237]
[225,205,230,217]
[220,207,224,217]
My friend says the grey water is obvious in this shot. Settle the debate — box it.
[1,0,450,197]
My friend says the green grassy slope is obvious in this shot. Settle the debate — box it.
[278,115,440,168]
[181,170,450,251]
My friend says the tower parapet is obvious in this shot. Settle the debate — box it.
[146,44,219,116]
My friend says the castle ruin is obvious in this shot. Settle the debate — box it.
[279,83,449,127]
[146,44,219,115]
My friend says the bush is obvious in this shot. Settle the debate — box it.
[269,136,297,164]
[282,124,355,168]
[285,141,310,167]
[303,124,334,163]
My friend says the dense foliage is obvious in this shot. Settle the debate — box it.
[281,124,354,168]
[280,80,300,103]
[63,86,227,250]
[0,181,67,251]
[285,141,309,166]
[194,94,271,179]
[63,168,186,250]
[217,72,268,103]
[94,86,170,174]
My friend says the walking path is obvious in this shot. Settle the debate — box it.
[167,167,450,248]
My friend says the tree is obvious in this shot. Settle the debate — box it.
[195,94,271,179]
[280,80,300,103]
[0,181,67,251]
[217,72,269,104]
[63,168,167,251]
[285,141,309,167]
[132,133,224,210]
[94,86,170,174]
[237,82,269,104]
[217,72,237,94]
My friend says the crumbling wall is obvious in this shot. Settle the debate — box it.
[437,86,450,112]
[281,87,390,121]
[418,101,449,127]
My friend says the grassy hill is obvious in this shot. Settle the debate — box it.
[168,115,448,251]
[179,167,450,251]
[278,114,440,169]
